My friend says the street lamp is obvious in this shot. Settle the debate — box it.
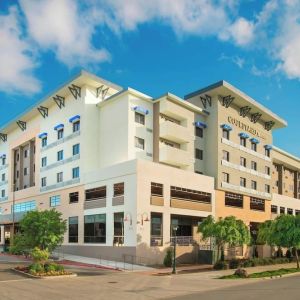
[172,225,178,274]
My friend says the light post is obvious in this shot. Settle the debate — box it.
[172,225,178,274]
[11,183,16,248]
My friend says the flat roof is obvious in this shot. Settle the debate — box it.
[0,70,123,134]
[185,80,287,129]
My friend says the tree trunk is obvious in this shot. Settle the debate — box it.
[221,245,225,262]
[295,247,299,269]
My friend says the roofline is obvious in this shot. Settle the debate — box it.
[0,69,123,133]
[154,92,209,116]
[273,145,300,164]
[184,80,287,127]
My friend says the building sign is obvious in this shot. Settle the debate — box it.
[228,116,267,140]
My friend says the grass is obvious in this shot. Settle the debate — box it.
[220,268,300,279]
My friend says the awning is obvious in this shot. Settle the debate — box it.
[264,144,273,150]
[69,115,80,123]
[54,124,64,131]
[38,132,48,139]
[133,106,149,115]
[250,138,260,144]
[194,121,207,129]
[220,124,232,131]
[239,132,250,139]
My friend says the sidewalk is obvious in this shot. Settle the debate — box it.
[52,252,155,271]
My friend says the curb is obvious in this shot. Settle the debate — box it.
[12,268,77,279]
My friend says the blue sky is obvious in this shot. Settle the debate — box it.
[1,0,300,155]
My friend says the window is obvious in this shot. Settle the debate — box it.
[24,149,29,158]
[114,183,124,197]
[271,205,278,214]
[1,190,5,198]
[223,150,229,162]
[223,172,230,183]
[265,184,270,193]
[41,177,47,187]
[57,172,63,183]
[2,157,6,165]
[72,167,80,179]
[296,210,300,216]
[69,192,79,203]
[113,212,124,246]
[73,144,80,156]
[41,157,47,167]
[251,180,257,190]
[13,200,36,213]
[24,167,28,176]
[195,148,203,160]
[240,137,246,147]
[57,129,64,140]
[84,214,106,243]
[287,208,293,215]
[135,137,145,150]
[195,127,203,138]
[250,197,265,211]
[69,217,78,243]
[135,112,145,125]
[251,142,257,152]
[42,137,47,147]
[73,121,80,132]
[265,148,270,157]
[151,213,163,246]
[50,195,61,207]
[265,166,270,175]
[240,177,246,187]
[225,192,243,208]
[85,186,106,201]
[151,182,163,197]
[251,161,257,171]
[280,207,285,214]
[222,129,230,140]
[240,157,246,167]
[170,186,211,204]
[1,174,5,181]
[57,150,64,161]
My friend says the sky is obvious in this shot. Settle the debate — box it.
[0,0,300,155]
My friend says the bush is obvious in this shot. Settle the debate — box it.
[229,259,240,269]
[163,248,173,267]
[31,247,49,265]
[213,260,228,270]
[286,249,292,259]
[234,268,248,278]
[29,263,44,274]
[44,263,65,272]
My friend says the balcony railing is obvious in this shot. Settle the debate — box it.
[150,236,163,247]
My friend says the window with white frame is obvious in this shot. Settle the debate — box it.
[50,195,61,207]
[135,136,145,150]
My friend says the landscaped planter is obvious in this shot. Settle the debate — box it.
[13,266,77,279]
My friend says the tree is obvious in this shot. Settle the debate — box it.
[14,209,67,253]
[258,214,300,269]
[198,215,250,261]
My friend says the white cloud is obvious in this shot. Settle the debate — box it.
[0,6,41,94]
[19,0,110,67]
[219,54,245,69]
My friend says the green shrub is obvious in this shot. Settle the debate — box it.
[229,259,240,269]
[29,263,44,274]
[213,260,228,270]
[55,264,65,272]
[45,263,57,272]
[31,247,49,265]
[163,248,173,267]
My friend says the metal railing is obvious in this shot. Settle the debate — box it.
[150,236,163,246]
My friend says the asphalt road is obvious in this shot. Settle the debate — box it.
[168,275,300,300]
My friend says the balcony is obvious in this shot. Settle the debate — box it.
[84,198,106,209]
[160,121,192,143]
[159,145,192,167]
[170,198,212,212]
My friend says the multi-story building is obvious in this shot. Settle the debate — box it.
[0,70,299,264]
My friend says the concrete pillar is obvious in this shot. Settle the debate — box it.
[0,225,4,245]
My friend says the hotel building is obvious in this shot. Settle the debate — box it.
[0,70,299,264]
